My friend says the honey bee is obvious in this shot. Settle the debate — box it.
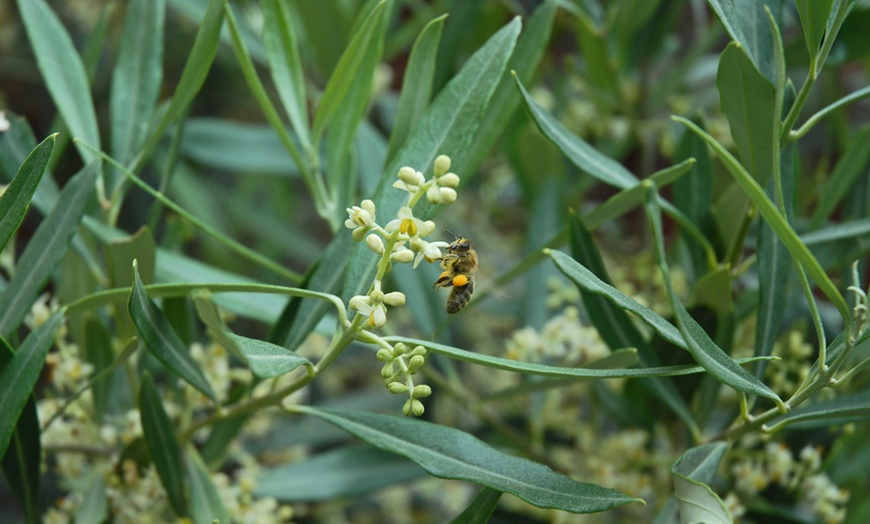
[432,232,478,314]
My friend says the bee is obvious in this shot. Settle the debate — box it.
[432,232,478,314]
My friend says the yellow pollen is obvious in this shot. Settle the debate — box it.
[400,218,417,236]
[453,275,469,287]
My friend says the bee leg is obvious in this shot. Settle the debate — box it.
[432,271,453,290]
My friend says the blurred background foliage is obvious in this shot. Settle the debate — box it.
[1,0,870,522]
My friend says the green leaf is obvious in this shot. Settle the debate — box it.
[128,262,218,402]
[671,442,731,524]
[322,1,392,221]
[297,407,642,513]
[224,1,306,185]
[16,0,100,163]
[706,0,786,84]
[83,318,117,423]
[133,0,224,171]
[0,133,55,253]
[674,116,851,326]
[673,117,714,275]
[796,0,835,57]
[514,75,637,189]
[181,118,300,175]
[548,250,686,349]
[386,14,448,163]
[583,159,694,230]
[0,389,41,524]
[73,472,108,524]
[769,389,870,432]
[450,487,502,524]
[344,16,522,302]
[386,336,769,380]
[156,250,289,324]
[801,218,870,246]
[312,0,389,141]
[810,124,870,227]
[0,115,61,212]
[139,372,187,516]
[717,42,776,185]
[186,446,229,524]
[255,444,424,501]
[462,1,557,175]
[192,292,313,379]
[0,312,63,458]
[567,216,698,434]
[673,117,852,322]
[0,164,97,339]
[263,0,311,148]
[110,0,165,167]
[642,183,782,404]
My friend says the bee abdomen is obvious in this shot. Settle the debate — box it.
[446,280,474,314]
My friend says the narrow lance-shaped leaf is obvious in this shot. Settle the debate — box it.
[717,42,776,186]
[386,14,448,163]
[641,182,783,405]
[139,372,187,517]
[0,334,43,524]
[514,74,637,189]
[312,0,388,141]
[322,2,391,222]
[386,336,771,380]
[0,312,63,458]
[568,213,699,435]
[768,389,870,432]
[297,407,642,514]
[0,163,97,339]
[191,291,313,379]
[0,134,56,253]
[674,116,851,327]
[263,0,311,148]
[671,443,731,524]
[450,487,502,524]
[16,0,100,163]
[186,446,229,524]
[132,0,224,172]
[110,0,165,168]
[462,1,557,175]
[128,262,218,402]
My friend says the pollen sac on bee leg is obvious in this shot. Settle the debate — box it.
[452,274,469,287]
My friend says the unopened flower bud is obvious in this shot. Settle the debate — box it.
[366,234,385,254]
[388,382,409,394]
[439,187,457,203]
[438,173,460,187]
[408,354,425,373]
[426,185,443,204]
[412,384,432,398]
[383,291,406,307]
[434,155,451,176]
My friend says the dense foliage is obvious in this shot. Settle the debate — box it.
[1,0,869,522]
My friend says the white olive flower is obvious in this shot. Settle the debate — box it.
[349,281,405,328]
[409,237,448,268]
[385,206,427,237]
[345,199,377,241]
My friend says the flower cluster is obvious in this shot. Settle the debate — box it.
[377,342,432,416]
[343,155,460,415]
[728,440,849,523]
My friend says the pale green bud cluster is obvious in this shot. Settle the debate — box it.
[376,342,432,417]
